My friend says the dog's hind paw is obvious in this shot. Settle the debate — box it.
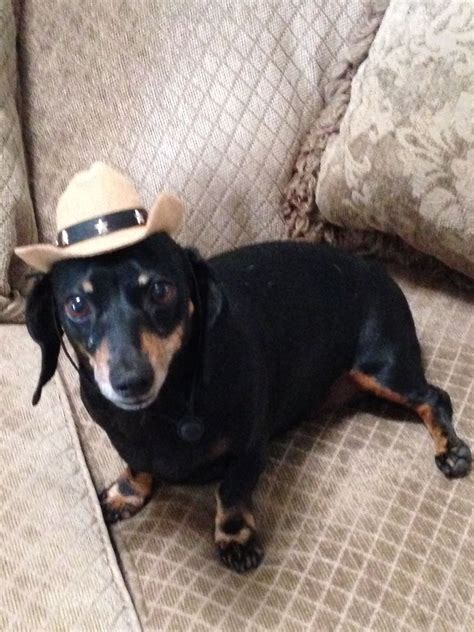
[217,535,264,573]
[435,440,472,479]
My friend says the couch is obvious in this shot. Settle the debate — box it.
[1,0,473,629]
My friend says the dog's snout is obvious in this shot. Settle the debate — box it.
[110,358,154,399]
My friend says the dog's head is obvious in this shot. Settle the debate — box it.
[26,233,224,410]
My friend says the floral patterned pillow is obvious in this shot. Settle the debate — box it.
[316,0,474,278]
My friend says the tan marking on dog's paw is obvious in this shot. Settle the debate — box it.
[99,469,153,524]
[215,496,262,571]
[215,523,254,546]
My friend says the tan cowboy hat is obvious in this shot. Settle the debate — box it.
[15,162,184,273]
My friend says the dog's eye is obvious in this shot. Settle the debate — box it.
[150,281,176,305]
[65,295,91,321]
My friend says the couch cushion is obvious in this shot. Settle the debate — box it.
[0,0,37,322]
[17,0,369,257]
[0,326,140,629]
[316,0,474,278]
[58,267,474,630]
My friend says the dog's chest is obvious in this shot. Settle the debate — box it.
[81,380,230,482]
[105,413,228,483]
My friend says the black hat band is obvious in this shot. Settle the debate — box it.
[56,208,148,247]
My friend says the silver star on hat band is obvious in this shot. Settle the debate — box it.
[94,218,109,235]
[135,209,145,225]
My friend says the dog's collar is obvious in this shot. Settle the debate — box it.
[56,208,148,247]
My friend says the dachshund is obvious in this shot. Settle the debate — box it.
[26,235,471,572]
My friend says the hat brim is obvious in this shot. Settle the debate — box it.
[15,192,184,273]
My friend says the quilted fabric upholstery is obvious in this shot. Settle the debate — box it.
[16,0,368,257]
[59,269,474,631]
[11,2,474,630]
[0,0,36,322]
[0,326,140,630]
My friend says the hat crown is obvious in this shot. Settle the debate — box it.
[15,161,184,273]
[56,162,142,231]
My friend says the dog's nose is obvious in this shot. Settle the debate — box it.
[110,360,154,399]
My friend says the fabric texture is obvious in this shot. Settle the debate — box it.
[315,0,474,279]
[0,0,36,322]
[10,1,474,630]
[59,266,474,631]
[282,6,388,241]
[0,326,141,630]
[16,0,368,259]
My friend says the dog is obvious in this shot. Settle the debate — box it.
[25,234,471,572]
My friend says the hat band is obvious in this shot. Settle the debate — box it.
[56,208,148,247]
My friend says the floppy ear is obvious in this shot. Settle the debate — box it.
[185,248,226,329]
[25,275,62,405]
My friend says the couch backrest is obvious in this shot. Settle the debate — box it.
[15,0,370,260]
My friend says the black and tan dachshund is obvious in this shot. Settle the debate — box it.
[26,236,471,572]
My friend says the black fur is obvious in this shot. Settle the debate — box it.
[26,235,471,569]
[25,275,62,405]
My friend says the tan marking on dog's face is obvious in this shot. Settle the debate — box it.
[138,273,149,286]
[82,280,94,293]
[71,341,112,399]
[85,339,120,402]
[79,326,184,408]
[89,339,110,383]
[140,326,184,379]
[188,300,194,316]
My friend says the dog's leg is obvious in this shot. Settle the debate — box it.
[99,467,153,523]
[350,371,471,478]
[215,450,264,572]
[413,387,471,477]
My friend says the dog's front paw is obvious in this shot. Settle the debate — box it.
[99,487,145,523]
[435,440,472,478]
[217,534,264,573]
[99,469,153,524]
[215,511,264,572]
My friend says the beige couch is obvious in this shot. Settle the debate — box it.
[2,1,473,630]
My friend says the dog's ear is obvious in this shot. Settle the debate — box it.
[185,248,226,329]
[25,274,62,405]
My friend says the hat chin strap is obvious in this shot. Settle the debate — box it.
[175,264,206,443]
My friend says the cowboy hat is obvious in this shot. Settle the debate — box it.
[15,162,184,273]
